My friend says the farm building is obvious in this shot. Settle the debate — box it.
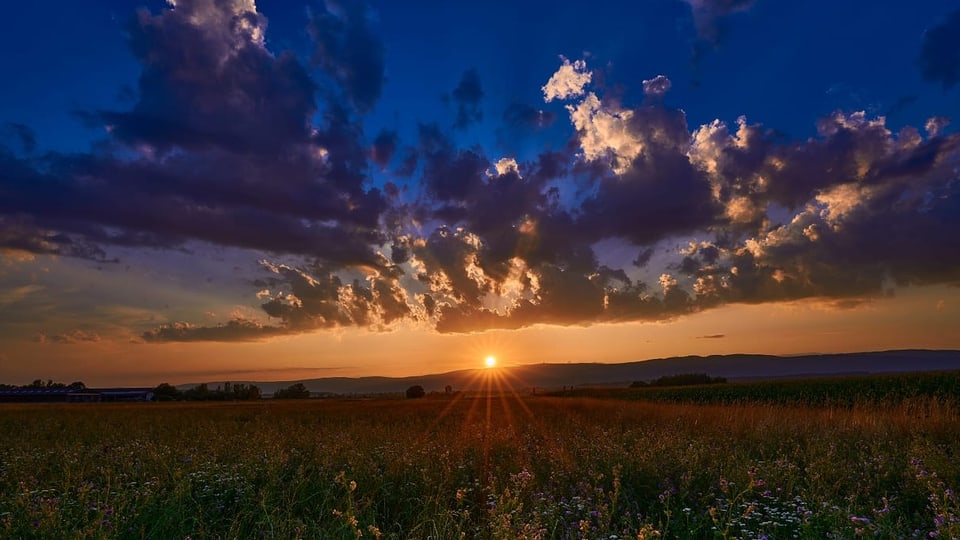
[0,387,154,403]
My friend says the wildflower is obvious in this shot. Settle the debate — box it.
[637,524,661,539]
[349,480,357,492]
[719,478,730,493]
[850,516,871,524]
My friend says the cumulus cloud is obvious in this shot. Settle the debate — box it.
[542,58,592,102]
[492,157,520,177]
[566,93,643,174]
[642,75,672,98]
[1,0,386,268]
[4,3,960,342]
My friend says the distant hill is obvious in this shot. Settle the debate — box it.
[178,349,960,396]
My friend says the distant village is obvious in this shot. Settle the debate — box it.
[0,379,448,403]
[0,374,731,403]
[0,379,276,403]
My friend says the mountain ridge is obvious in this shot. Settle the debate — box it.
[176,349,960,396]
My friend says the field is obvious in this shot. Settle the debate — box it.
[558,370,960,408]
[1,376,959,539]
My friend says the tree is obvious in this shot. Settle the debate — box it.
[405,385,426,399]
[274,383,311,399]
[152,382,183,401]
[650,373,727,387]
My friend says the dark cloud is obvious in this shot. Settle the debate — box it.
[417,123,488,202]
[0,215,115,263]
[503,103,557,131]
[101,0,315,154]
[451,68,484,129]
[1,0,386,269]
[698,334,726,339]
[370,130,397,168]
[684,0,756,42]
[578,107,719,244]
[142,318,285,342]
[919,9,960,90]
[308,0,385,112]
[2,123,36,154]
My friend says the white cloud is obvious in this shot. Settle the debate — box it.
[493,157,520,177]
[566,93,643,175]
[642,75,672,97]
[542,58,592,102]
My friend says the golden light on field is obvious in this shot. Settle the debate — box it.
[484,355,497,368]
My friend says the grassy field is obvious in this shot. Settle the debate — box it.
[1,379,959,538]
[557,370,960,409]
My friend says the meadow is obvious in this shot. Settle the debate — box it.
[1,376,959,539]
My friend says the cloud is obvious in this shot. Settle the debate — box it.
[642,75,672,98]
[565,92,644,174]
[683,0,756,43]
[919,9,960,90]
[4,3,960,343]
[0,284,45,306]
[503,103,556,131]
[1,0,386,269]
[492,157,519,177]
[451,68,484,129]
[370,130,397,168]
[2,123,36,154]
[142,318,285,342]
[308,0,386,112]
[34,330,102,345]
[542,57,592,102]
[698,333,726,339]
[100,0,313,154]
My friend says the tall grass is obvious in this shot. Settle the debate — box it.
[0,395,958,538]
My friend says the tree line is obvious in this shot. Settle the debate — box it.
[630,373,727,388]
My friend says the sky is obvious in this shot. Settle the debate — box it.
[1,0,960,386]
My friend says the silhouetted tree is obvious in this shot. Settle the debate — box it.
[274,383,311,399]
[405,385,426,399]
[650,373,726,387]
[152,383,183,401]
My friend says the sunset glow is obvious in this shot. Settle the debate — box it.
[485,356,497,368]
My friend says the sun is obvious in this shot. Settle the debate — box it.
[484,355,497,368]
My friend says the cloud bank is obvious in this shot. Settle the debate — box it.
[2,1,959,342]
